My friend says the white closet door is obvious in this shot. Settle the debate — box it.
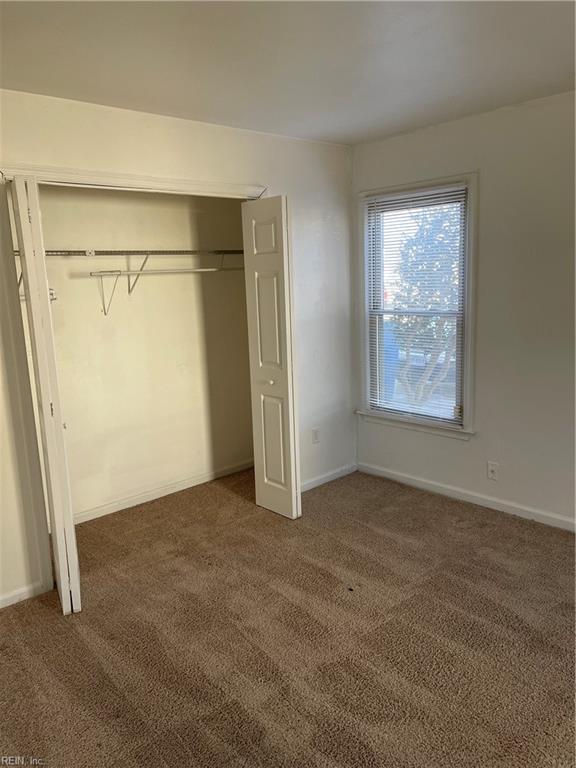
[11,176,81,615]
[242,196,301,519]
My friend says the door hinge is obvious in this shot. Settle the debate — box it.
[27,208,32,224]
[50,402,54,417]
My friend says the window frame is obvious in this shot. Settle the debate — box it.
[356,173,477,436]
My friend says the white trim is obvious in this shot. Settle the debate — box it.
[363,181,467,204]
[358,462,575,532]
[0,577,54,610]
[355,409,475,440]
[301,464,358,492]
[74,460,255,524]
[358,173,478,201]
[356,171,478,435]
[0,162,266,200]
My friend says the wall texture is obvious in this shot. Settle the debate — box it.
[353,92,574,528]
[0,89,355,604]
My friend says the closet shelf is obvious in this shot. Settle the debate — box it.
[14,248,245,316]
[90,267,243,276]
[14,248,244,257]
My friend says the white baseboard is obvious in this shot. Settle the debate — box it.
[301,464,357,492]
[74,460,255,525]
[357,463,575,532]
[0,578,54,610]
[76,460,357,523]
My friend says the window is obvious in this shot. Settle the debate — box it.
[364,183,470,428]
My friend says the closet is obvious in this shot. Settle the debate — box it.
[37,187,254,517]
[8,174,301,616]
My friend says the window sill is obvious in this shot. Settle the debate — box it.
[355,409,475,441]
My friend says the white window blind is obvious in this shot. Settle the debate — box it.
[365,184,468,426]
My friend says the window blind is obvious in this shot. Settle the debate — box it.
[365,184,468,425]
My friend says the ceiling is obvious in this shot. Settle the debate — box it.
[0,2,574,145]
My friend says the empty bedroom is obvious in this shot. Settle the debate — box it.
[0,2,574,767]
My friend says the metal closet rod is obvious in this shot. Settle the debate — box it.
[13,248,244,257]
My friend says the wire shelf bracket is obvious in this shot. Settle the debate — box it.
[127,255,149,296]
[96,271,121,316]
[14,248,244,316]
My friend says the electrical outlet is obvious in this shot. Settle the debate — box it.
[487,461,499,481]
[311,428,320,444]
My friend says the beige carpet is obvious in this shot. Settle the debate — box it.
[0,470,574,768]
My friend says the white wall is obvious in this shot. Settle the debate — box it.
[0,89,354,604]
[353,92,575,528]
[37,187,252,521]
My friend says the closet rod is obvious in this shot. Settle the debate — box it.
[14,249,244,257]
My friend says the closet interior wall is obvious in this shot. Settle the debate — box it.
[30,186,253,521]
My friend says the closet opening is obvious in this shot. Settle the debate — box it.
[37,187,254,522]
[8,174,301,615]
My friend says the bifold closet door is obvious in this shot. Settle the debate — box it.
[11,176,81,615]
[242,196,301,519]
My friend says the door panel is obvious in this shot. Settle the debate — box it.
[262,395,286,487]
[11,176,81,614]
[242,196,300,519]
[255,272,282,367]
